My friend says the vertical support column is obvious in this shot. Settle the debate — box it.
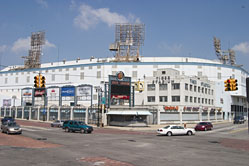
[9,107,12,117]
[157,107,160,125]
[21,107,24,119]
[47,107,50,121]
[70,107,73,120]
[207,109,210,121]
[179,107,183,125]
[58,107,61,120]
[15,107,18,118]
[199,107,202,122]
[38,107,40,121]
[85,107,88,124]
[215,110,217,122]
[29,107,31,120]
[4,107,6,117]
[0,107,1,117]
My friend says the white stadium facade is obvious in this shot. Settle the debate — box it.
[0,56,248,126]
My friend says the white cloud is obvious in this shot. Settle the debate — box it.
[36,0,48,8]
[232,42,249,54]
[74,4,141,30]
[11,37,56,54]
[0,45,7,53]
[11,37,30,54]
[158,42,183,55]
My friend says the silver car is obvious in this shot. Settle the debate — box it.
[51,120,64,127]
[1,122,22,134]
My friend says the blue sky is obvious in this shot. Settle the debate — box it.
[0,0,249,71]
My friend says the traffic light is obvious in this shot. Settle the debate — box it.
[34,75,40,88]
[224,79,231,91]
[230,79,238,91]
[40,75,46,88]
[135,81,144,92]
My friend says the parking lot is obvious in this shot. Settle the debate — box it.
[0,120,249,166]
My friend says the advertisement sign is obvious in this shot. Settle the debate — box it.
[3,99,11,106]
[61,87,75,97]
[47,88,60,97]
[34,88,46,97]
[77,86,91,97]
[22,89,32,97]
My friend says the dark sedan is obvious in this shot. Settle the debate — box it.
[195,122,213,131]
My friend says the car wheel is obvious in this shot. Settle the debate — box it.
[204,127,207,131]
[166,132,172,136]
[1,130,4,133]
[187,131,192,136]
[80,129,84,134]
[51,124,54,127]
[65,128,69,132]
[6,130,10,135]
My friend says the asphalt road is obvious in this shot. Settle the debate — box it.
[0,121,249,166]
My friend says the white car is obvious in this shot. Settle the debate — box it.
[157,125,195,136]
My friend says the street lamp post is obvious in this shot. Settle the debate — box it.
[95,86,103,127]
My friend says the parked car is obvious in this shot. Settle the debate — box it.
[157,125,195,136]
[51,120,64,127]
[1,122,22,134]
[62,120,93,134]
[1,116,15,124]
[195,122,213,131]
[234,116,245,124]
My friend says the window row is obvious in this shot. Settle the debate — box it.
[148,96,214,105]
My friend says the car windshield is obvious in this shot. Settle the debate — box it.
[77,121,86,125]
[199,122,207,125]
[8,122,18,127]
[163,126,170,129]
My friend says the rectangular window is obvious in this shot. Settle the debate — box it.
[97,65,101,69]
[198,86,200,92]
[162,71,166,75]
[202,87,204,93]
[52,74,55,81]
[66,68,69,71]
[132,71,137,78]
[159,84,167,90]
[59,68,62,72]
[211,100,214,105]
[208,89,210,95]
[97,71,101,78]
[112,65,117,68]
[172,96,180,102]
[190,96,193,103]
[89,66,92,69]
[80,72,84,80]
[198,98,200,103]
[205,88,207,94]
[175,65,180,68]
[205,99,207,104]
[159,96,167,102]
[217,73,221,79]
[198,72,202,77]
[132,65,137,68]
[211,90,214,95]
[172,83,180,90]
[73,67,77,71]
[147,84,155,91]
[65,73,69,80]
[147,96,155,102]
[190,85,193,91]
[208,99,210,104]
[15,77,18,83]
[26,76,30,83]
[81,66,84,70]
[185,96,188,102]
[194,97,197,103]
[5,78,8,84]
[185,83,188,90]
[194,86,197,92]
[202,98,204,104]
[153,71,157,77]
